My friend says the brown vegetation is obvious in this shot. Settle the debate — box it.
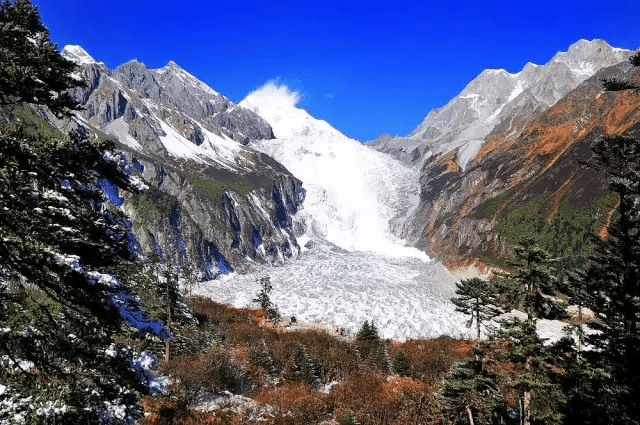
[138,297,476,424]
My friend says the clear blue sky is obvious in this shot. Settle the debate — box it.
[35,0,640,141]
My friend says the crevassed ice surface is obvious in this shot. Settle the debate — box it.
[195,82,472,341]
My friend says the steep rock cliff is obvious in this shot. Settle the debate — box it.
[52,46,304,276]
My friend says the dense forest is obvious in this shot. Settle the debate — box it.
[1,1,640,424]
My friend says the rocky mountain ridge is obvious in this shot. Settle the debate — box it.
[51,46,305,277]
[369,40,630,170]
[404,58,640,271]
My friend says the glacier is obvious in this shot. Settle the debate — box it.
[193,82,473,341]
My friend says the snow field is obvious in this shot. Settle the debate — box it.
[196,239,474,342]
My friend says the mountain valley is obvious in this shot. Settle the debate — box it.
[50,39,640,340]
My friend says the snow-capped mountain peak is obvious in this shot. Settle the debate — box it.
[154,60,220,97]
[241,82,428,260]
[240,82,343,140]
[550,39,626,77]
[62,45,98,66]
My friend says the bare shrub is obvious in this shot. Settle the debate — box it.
[253,381,330,424]
[328,372,441,425]
[138,395,222,424]
[390,336,473,384]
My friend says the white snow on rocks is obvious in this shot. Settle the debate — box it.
[61,45,98,66]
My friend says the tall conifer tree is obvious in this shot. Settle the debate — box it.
[560,50,640,425]
[0,1,168,422]
[452,277,501,340]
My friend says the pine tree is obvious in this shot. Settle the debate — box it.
[578,130,640,423]
[0,2,168,422]
[601,50,640,92]
[479,239,566,425]
[181,246,198,297]
[498,236,565,324]
[393,350,411,377]
[452,277,501,340]
[492,318,565,425]
[0,113,169,423]
[253,276,281,322]
[356,320,379,340]
[0,0,80,116]
[560,52,640,425]
[140,251,194,361]
[161,256,181,362]
[442,346,504,425]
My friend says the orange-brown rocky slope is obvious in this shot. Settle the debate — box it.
[406,61,640,272]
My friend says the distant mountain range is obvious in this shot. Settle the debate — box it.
[376,40,640,272]
[50,39,640,276]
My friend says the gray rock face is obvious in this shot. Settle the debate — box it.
[369,40,630,170]
[58,45,304,277]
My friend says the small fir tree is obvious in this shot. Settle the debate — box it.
[253,276,281,322]
[393,350,411,377]
[356,320,379,340]
[282,344,318,385]
[251,341,275,374]
[373,343,393,373]
[341,410,362,425]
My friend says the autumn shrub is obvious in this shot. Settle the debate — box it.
[269,330,362,384]
[328,372,438,425]
[226,321,278,347]
[155,300,475,424]
[391,336,473,384]
[187,296,262,326]
[253,381,330,423]
[164,345,255,401]
[138,396,221,425]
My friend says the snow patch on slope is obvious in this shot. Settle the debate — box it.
[156,119,244,170]
[103,118,143,151]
